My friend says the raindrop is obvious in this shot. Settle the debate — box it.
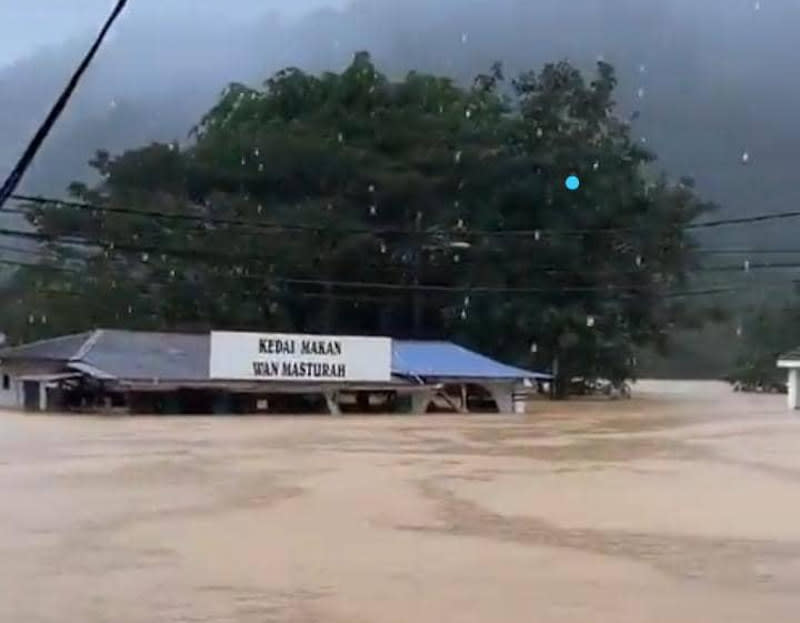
[534,230,541,242]
[379,241,387,254]
[736,325,743,337]
[368,184,375,193]
[169,269,176,278]
[744,260,751,272]
[536,127,543,138]
[141,252,149,262]
[326,203,333,211]
[240,156,246,166]
[742,151,750,164]
[464,295,471,307]
[27,314,34,324]
[254,147,260,157]
[754,0,760,9]
[337,132,344,143]
[456,218,465,229]
[586,315,596,328]
[258,163,264,172]
[465,109,472,119]
[593,161,600,170]
[453,254,461,263]
[460,309,468,320]
[109,99,117,109]
[127,305,133,315]
[461,32,468,44]
[369,205,377,216]
[639,64,647,73]
[454,150,463,164]
[40,315,47,325]
[637,87,645,99]
[530,342,538,354]
[636,255,643,267]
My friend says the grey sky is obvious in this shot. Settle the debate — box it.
[0,1,348,67]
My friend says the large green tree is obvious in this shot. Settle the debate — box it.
[4,52,712,392]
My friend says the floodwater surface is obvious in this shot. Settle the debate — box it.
[1,381,799,622]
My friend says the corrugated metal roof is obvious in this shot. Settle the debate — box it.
[779,347,800,362]
[1,330,549,382]
[0,331,94,361]
[79,330,209,381]
[392,340,550,380]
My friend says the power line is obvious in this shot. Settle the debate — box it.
[4,211,800,260]
[0,256,648,295]
[0,1,129,210]
[11,191,800,240]
[5,223,800,280]
[688,210,800,230]
[6,191,779,238]
[0,256,786,302]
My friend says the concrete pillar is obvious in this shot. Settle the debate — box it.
[459,384,469,413]
[788,369,799,410]
[39,383,47,412]
[512,383,527,414]
[411,390,433,414]
[485,382,513,414]
[324,392,342,416]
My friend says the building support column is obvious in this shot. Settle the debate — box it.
[39,382,47,412]
[485,382,513,414]
[324,391,342,416]
[411,390,433,414]
[788,369,799,410]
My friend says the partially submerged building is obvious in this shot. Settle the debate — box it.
[777,348,800,409]
[0,329,550,414]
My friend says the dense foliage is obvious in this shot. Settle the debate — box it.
[2,52,713,393]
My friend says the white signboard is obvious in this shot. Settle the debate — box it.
[209,331,392,382]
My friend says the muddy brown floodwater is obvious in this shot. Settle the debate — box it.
[2,380,800,622]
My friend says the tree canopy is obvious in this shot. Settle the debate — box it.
[2,52,713,392]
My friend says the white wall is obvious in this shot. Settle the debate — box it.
[0,366,21,409]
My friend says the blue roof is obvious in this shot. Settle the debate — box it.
[392,340,550,380]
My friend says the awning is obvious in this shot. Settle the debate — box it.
[16,372,81,383]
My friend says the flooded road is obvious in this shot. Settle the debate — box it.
[1,381,799,622]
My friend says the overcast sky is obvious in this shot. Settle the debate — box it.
[0,1,349,67]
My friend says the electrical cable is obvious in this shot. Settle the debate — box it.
[0,1,130,210]
[10,191,799,237]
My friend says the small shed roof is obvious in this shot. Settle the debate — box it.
[0,331,94,361]
[777,347,800,367]
[392,340,550,380]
